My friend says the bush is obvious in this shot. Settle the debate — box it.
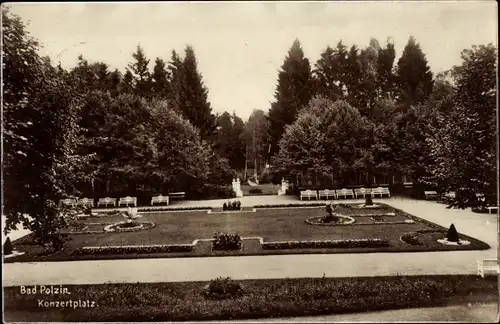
[213,232,242,251]
[262,239,390,250]
[203,277,245,300]
[74,244,193,255]
[3,237,13,255]
[249,188,263,194]
[223,200,241,211]
[447,223,459,242]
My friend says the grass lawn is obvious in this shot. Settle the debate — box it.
[6,203,490,262]
[3,275,497,322]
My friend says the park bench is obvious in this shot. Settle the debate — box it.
[477,259,499,278]
[354,188,371,199]
[318,189,336,200]
[424,191,439,200]
[60,198,77,207]
[403,182,414,188]
[300,190,318,200]
[76,197,94,208]
[372,187,391,198]
[118,196,138,207]
[487,206,498,214]
[168,192,186,200]
[151,194,170,206]
[336,188,354,199]
[97,197,117,208]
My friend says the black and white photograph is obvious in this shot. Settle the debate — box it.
[1,1,499,322]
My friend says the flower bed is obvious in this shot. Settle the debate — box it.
[262,238,390,250]
[401,229,447,246]
[74,244,194,255]
[305,215,355,226]
[104,221,156,233]
[212,233,242,251]
[401,233,423,246]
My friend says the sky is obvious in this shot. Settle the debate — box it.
[7,1,498,120]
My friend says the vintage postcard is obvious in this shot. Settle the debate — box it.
[2,1,498,322]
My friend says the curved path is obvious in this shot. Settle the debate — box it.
[3,197,498,287]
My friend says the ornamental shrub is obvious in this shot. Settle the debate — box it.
[213,232,241,250]
[447,223,459,242]
[3,237,13,255]
[203,277,244,300]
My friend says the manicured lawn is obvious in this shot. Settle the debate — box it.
[7,203,490,262]
[3,275,497,322]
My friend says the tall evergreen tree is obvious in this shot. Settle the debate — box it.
[376,39,396,99]
[120,69,134,94]
[268,39,314,156]
[107,68,122,96]
[127,44,152,97]
[176,45,215,140]
[344,45,364,109]
[395,36,434,107]
[314,41,349,102]
[151,57,170,99]
[166,50,184,114]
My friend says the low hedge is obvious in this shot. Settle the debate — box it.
[262,238,389,250]
[3,275,498,322]
[74,244,194,255]
[137,206,212,212]
[255,203,326,209]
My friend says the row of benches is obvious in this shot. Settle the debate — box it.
[300,187,390,200]
[60,192,186,208]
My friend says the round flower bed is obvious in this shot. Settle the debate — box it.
[104,221,155,233]
[306,214,355,226]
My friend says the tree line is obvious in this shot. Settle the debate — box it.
[269,37,496,209]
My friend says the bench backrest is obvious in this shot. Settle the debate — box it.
[119,196,136,202]
[483,259,499,267]
[424,191,437,194]
[99,197,115,203]
[322,189,335,194]
[152,195,168,201]
[61,198,76,204]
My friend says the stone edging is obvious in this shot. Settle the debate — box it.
[305,215,355,226]
[208,208,257,214]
